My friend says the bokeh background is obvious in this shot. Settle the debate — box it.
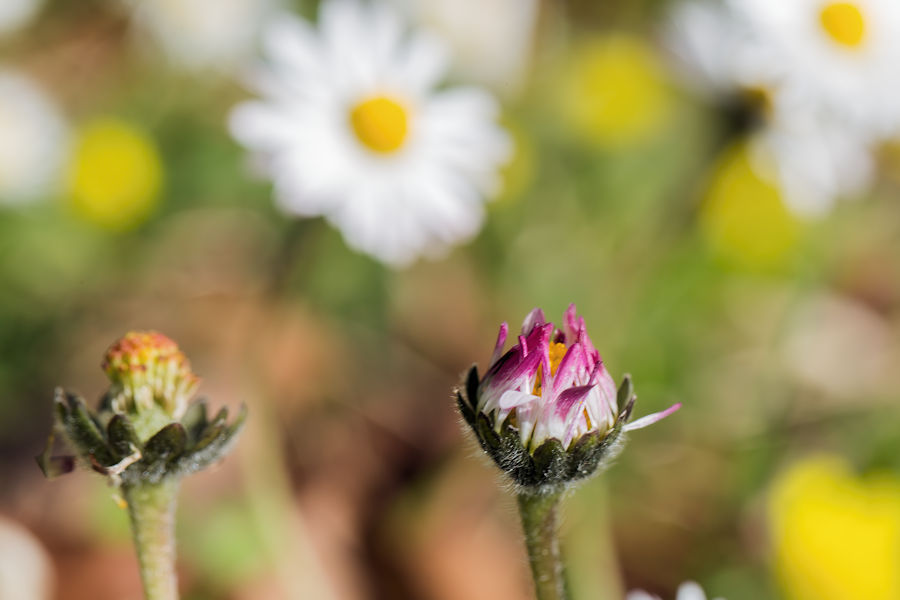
[3,0,900,599]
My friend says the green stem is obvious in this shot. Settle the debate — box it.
[123,478,180,600]
[517,488,568,600]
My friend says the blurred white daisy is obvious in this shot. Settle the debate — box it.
[229,0,511,266]
[628,581,724,600]
[0,70,68,204]
[728,0,900,137]
[0,0,42,37]
[126,0,278,72]
[394,0,539,94]
[666,0,883,216]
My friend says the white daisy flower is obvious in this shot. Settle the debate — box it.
[728,0,900,138]
[0,0,42,37]
[0,70,68,204]
[126,0,279,72]
[229,0,511,266]
[627,581,724,600]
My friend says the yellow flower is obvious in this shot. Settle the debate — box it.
[699,142,801,271]
[768,455,900,600]
[66,118,163,231]
[558,34,673,148]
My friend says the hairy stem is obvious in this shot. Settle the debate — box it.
[517,488,568,600]
[123,478,180,600]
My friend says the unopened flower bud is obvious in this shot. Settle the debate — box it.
[102,331,199,421]
[457,304,680,491]
[38,331,245,487]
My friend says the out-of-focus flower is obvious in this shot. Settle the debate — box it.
[666,1,884,215]
[628,581,723,600]
[0,517,53,600]
[66,117,163,231]
[0,0,42,37]
[768,456,900,600]
[559,34,673,148]
[230,0,511,267]
[395,0,538,94]
[0,70,67,204]
[457,304,680,490]
[126,0,278,72]
[699,142,801,271]
[730,0,900,138]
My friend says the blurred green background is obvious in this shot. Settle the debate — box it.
[3,0,900,599]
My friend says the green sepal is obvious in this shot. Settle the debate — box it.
[175,403,247,476]
[56,389,116,466]
[616,375,635,422]
[107,414,142,457]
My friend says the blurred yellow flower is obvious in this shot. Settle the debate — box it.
[699,142,800,271]
[559,34,673,147]
[66,118,163,231]
[768,456,900,600]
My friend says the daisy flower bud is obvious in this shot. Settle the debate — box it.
[38,331,245,486]
[457,304,680,490]
[102,331,198,422]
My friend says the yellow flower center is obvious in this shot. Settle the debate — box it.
[532,342,568,396]
[819,2,866,48]
[349,96,409,154]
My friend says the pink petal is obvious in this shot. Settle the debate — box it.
[489,322,508,365]
[521,307,546,336]
[553,384,596,421]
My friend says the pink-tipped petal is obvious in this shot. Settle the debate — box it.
[622,403,682,432]
[553,384,596,421]
[489,322,509,365]
[517,334,529,356]
[521,307,546,336]
[563,303,578,334]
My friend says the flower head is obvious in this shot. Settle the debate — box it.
[38,331,245,487]
[229,0,511,267]
[457,304,680,490]
[102,331,199,421]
